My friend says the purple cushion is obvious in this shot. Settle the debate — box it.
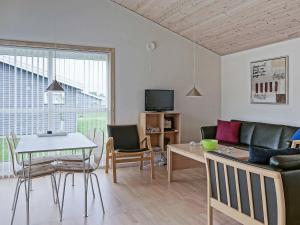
[216,120,241,144]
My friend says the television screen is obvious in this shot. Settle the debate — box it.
[145,89,174,112]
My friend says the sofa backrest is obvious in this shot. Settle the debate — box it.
[233,120,299,149]
[251,123,283,149]
[238,121,256,145]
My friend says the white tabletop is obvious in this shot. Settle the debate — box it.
[15,132,98,154]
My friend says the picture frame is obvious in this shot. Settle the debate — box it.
[250,56,289,104]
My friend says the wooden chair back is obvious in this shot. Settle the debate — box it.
[10,131,21,165]
[10,131,18,149]
[204,152,285,225]
[87,128,96,142]
[107,124,140,150]
[6,136,18,176]
[93,129,104,169]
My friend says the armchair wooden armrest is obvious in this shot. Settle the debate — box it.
[140,136,147,143]
[106,125,155,182]
[105,137,114,174]
[106,137,114,153]
[140,135,152,150]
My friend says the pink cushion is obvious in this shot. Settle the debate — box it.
[216,120,241,144]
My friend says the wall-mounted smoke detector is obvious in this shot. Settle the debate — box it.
[146,41,156,51]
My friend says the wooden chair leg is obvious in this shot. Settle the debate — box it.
[150,151,155,179]
[105,150,110,174]
[208,203,213,225]
[112,154,117,183]
[140,154,144,170]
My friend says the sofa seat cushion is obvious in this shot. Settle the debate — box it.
[251,123,283,149]
[216,120,241,144]
[248,146,300,165]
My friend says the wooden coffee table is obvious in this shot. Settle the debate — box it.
[167,143,249,183]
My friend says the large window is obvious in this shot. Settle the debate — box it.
[0,42,114,177]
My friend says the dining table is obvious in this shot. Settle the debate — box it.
[15,132,98,225]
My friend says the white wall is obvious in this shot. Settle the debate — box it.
[0,0,221,141]
[221,38,300,126]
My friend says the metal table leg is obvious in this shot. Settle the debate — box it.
[82,149,87,217]
[83,148,92,217]
[27,153,32,225]
[21,153,31,225]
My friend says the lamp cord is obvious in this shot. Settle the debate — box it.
[179,0,198,87]
[193,28,196,86]
[53,0,57,81]
[192,0,197,87]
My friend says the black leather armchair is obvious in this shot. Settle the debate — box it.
[201,126,217,139]
[105,125,155,183]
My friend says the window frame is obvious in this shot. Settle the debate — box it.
[0,39,116,124]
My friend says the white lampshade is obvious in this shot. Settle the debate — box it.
[186,86,202,97]
[46,80,64,92]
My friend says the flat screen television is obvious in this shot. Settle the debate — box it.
[145,89,174,112]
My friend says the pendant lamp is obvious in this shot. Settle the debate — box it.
[46,79,64,92]
[186,1,202,97]
[45,51,64,93]
[46,16,64,93]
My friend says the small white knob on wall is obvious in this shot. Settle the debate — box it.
[146,41,156,51]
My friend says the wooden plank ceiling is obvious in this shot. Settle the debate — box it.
[111,0,300,55]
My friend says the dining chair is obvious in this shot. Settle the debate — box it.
[6,136,61,225]
[55,128,105,221]
[105,124,155,183]
[54,130,95,189]
[11,131,56,166]
[56,152,90,162]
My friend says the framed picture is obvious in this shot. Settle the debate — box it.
[250,56,289,104]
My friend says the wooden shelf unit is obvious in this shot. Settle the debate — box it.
[139,112,181,151]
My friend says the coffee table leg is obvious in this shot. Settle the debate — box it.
[168,148,173,183]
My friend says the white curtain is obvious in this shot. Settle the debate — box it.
[0,45,110,177]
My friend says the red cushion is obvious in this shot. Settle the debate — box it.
[216,120,241,144]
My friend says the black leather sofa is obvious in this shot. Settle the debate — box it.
[207,152,300,225]
[202,120,300,224]
[201,120,299,150]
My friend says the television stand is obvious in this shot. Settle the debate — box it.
[139,112,181,153]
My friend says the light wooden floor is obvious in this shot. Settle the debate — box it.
[0,166,240,225]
